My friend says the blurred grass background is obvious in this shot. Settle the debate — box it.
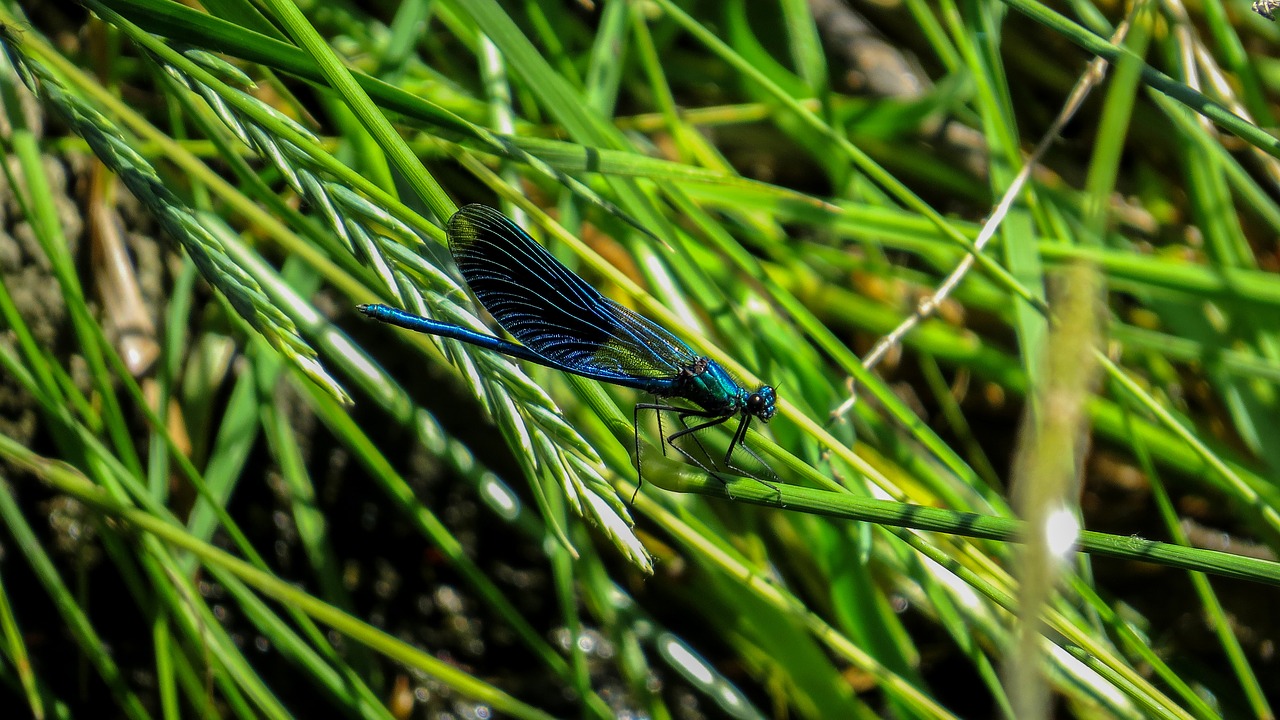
[1,0,1279,718]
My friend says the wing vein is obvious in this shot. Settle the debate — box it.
[446,205,698,382]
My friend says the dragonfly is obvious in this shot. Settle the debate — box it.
[359,204,778,490]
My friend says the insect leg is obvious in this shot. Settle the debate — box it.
[636,401,678,460]
[673,411,718,470]
[663,412,734,484]
[631,403,647,502]
[639,404,737,481]
[655,398,668,457]
[638,403,720,457]
[633,401,699,498]
[665,409,730,451]
[723,416,780,494]
[634,405,767,496]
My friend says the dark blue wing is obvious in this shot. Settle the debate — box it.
[447,204,698,385]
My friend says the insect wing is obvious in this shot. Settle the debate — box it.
[447,205,698,382]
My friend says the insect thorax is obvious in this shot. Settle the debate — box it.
[669,357,745,415]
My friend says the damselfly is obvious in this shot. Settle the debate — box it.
[359,204,777,489]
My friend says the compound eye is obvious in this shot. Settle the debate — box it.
[746,387,777,419]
